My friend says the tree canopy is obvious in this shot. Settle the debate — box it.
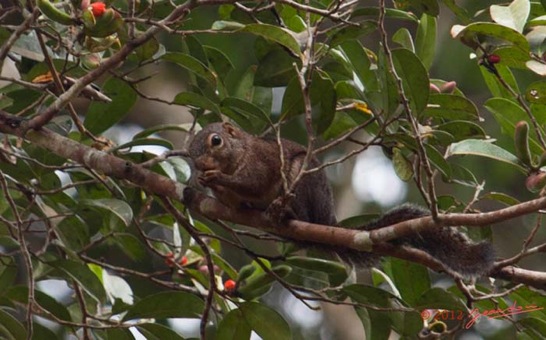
[1,0,546,339]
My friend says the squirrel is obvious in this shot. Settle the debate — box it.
[187,122,495,278]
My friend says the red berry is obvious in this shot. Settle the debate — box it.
[224,279,236,293]
[164,252,175,267]
[179,256,188,266]
[90,2,106,17]
[487,54,501,64]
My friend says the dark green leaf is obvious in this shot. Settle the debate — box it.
[392,48,430,114]
[113,233,147,261]
[389,259,430,305]
[393,28,414,51]
[437,121,486,141]
[446,139,525,172]
[422,94,479,121]
[112,138,173,152]
[81,199,133,227]
[254,49,297,87]
[221,97,271,126]
[173,92,221,114]
[351,8,419,22]
[480,192,520,206]
[340,41,378,93]
[52,260,107,303]
[136,323,186,339]
[239,302,291,340]
[7,286,72,322]
[204,45,234,79]
[123,291,204,321]
[415,14,436,70]
[484,97,543,154]
[415,287,467,310]
[286,256,348,286]
[162,53,217,86]
[216,308,252,340]
[526,80,546,104]
[84,77,138,134]
[0,308,26,340]
[133,124,190,139]
[453,22,530,53]
[240,24,301,56]
[329,21,377,47]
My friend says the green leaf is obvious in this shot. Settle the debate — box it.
[415,14,436,70]
[351,7,419,22]
[135,36,160,61]
[0,261,17,293]
[204,45,234,79]
[484,97,543,154]
[240,24,301,56]
[238,265,291,300]
[173,92,221,114]
[136,323,186,340]
[7,286,72,322]
[490,0,530,33]
[437,121,486,141]
[286,256,348,286]
[446,139,525,172]
[105,328,134,339]
[56,215,90,252]
[162,53,217,86]
[392,28,414,51]
[281,70,336,132]
[480,192,520,206]
[344,284,399,306]
[453,22,530,54]
[133,124,190,139]
[113,233,147,261]
[329,21,377,47]
[254,49,297,87]
[81,199,133,227]
[422,94,479,121]
[123,291,204,321]
[216,308,252,340]
[408,0,439,16]
[415,287,467,310]
[237,302,291,340]
[52,260,107,303]
[480,64,520,99]
[389,259,430,305]
[520,317,546,338]
[0,308,26,340]
[392,48,430,114]
[84,77,138,134]
[392,148,413,181]
[339,41,378,92]
[525,80,546,104]
[221,97,271,127]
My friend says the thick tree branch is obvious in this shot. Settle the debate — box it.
[2,111,546,288]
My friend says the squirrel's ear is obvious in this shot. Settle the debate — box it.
[222,122,242,138]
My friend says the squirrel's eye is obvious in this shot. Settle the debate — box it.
[210,134,223,147]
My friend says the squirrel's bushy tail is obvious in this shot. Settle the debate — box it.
[342,204,495,279]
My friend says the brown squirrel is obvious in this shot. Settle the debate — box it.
[187,122,494,278]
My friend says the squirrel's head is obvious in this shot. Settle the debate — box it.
[188,122,245,173]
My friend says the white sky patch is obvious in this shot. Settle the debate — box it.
[352,146,407,207]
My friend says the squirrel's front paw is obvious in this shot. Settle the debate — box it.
[198,169,222,186]
[266,196,295,227]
